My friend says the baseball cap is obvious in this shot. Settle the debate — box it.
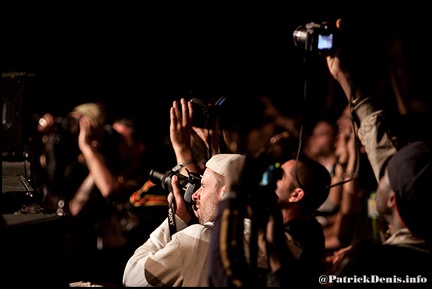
[387,141,432,240]
[205,154,245,176]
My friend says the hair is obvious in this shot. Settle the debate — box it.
[71,102,106,126]
[307,117,338,139]
[114,115,152,144]
[291,155,331,213]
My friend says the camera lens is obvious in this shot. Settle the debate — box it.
[149,169,202,204]
[293,25,308,49]
[149,169,173,191]
[293,22,336,54]
[149,169,164,183]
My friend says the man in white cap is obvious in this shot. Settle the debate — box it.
[123,153,269,287]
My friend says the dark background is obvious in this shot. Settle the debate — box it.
[2,5,345,112]
[3,4,431,141]
[2,6,431,287]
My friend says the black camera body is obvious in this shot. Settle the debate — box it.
[149,169,201,204]
[189,96,226,128]
[293,22,336,54]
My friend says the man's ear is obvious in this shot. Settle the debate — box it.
[388,191,397,208]
[220,184,228,199]
[288,188,304,203]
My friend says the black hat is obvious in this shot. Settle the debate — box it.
[387,141,432,241]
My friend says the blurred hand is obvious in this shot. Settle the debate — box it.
[325,18,353,99]
[37,113,55,133]
[78,115,98,151]
[192,113,221,157]
[325,245,353,265]
[170,98,193,153]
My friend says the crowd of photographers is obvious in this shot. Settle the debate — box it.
[17,14,432,287]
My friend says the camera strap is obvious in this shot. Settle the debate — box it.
[167,194,177,239]
[167,160,194,239]
[171,159,194,173]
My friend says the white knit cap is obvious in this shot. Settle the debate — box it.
[205,154,245,176]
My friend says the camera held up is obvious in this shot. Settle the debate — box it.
[149,168,201,204]
[189,96,226,128]
[293,22,336,55]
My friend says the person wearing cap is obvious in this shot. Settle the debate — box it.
[324,17,432,283]
[122,153,269,287]
[331,141,432,284]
